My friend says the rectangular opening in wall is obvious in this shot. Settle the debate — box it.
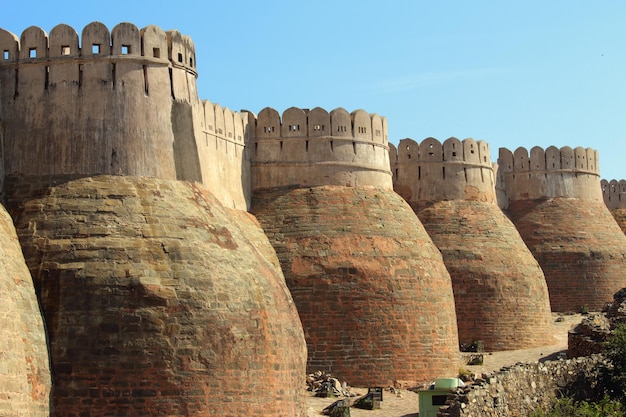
[13,68,18,98]
[153,47,160,58]
[112,63,116,90]
[44,66,49,90]
[3,50,9,60]
[169,68,175,99]
[61,45,70,56]
[306,140,309,152]
[29,48,36,58]
[121,45,130,55]
[190,57,193,67]
[280,141,283,151]
[352,141,356,154]
[418,166,421,180]
[78,64,83,89]
[143,65,149,95]
[177,53,183,63]
[92,44,100,54]
[443,166,446,179]
[330,140,334,152]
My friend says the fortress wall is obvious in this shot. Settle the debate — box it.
[391,137,552,350]
[497,146,602,205]
[391,137,496,203]
[500,146,626,312]
[250,107,392,190]
[0,22,198,180]
[601,179,626,210]
[193,100,250,210]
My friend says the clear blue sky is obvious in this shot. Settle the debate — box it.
[2,1,625,180]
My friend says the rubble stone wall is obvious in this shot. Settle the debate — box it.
[439,355,606,417]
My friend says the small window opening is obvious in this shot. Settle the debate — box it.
[280,141,283,151]
[330,140,334,152]
[153,48,160,58]
[375,129,381,137]
[44,66,49,90]
[442,166,446,179]
[190,57,193,67]
[218,128,223,134]
[228,132,233,138]
[452,151,457,157]
[29,48,37,58]
[3,50,9,60]
[352,141,357,154]
[177,53,183,63]
[92,44,100,54]
[305,140,309,152]
[121,45,130,55]
[289,124,300,132]
[255,142,258,153]
[408,154,411,159]
[61,45,70,56]
[78,64,83,89]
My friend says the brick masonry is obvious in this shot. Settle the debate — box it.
[251,185,461,387]
[414,200,553,351]
[0,204,51,417]
[4,175,307,417]
[505,198,626,312]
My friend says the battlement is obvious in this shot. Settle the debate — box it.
[390,137,496,203]
[0,22,199,180]
[249,106,392,190]
[601,179,626,210]
[497,146,602,203]
[0,22,196,76]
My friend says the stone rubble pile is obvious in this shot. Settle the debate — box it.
[306,371,356,398]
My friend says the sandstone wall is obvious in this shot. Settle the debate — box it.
[0,204,51,417]
[250,107,392,190]
[391,138,553,351]
[602,179,626,211]
[4,175,307,417]
[251,186,460,387]
[498,146,601,206]
[0,22,250,211]
[390,137,495,203]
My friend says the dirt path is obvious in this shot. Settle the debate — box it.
[305,313,582,417]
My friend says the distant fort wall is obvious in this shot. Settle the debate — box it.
[390,137,496,203]
[497,146,601,206]
[601,179,626,210]
[249,106,392,191]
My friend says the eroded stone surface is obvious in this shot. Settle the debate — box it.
[6,175,307,417]
[0,204,51,417]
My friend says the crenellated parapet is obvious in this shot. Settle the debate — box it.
[497,146,601,205]
[601,179,626,210]
[193,100,251,209]
[390,137,496,203]
[249,106,391,190]
[0,22,198,180]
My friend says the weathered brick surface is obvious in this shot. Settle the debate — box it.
[0,204,51,417]
[610,208,626,234]
[415,201,553,351]
[506,198,626,312]
[251,185,460,387]
[4,175,307,417]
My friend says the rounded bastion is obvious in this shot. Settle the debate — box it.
[4,175,308,417]
[499,146,626,312]
[250,109,460,386]
[390,137,553,351]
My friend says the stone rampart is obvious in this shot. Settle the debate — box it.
[439,355,607,417]
[4,175,307,417]
[601,179,626,210]
[0,22,197,179]
[498,146,601,206]
[391,137,495,203]
[250,107,392,190]
[391,137,552,351]
[500,146,626,312]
